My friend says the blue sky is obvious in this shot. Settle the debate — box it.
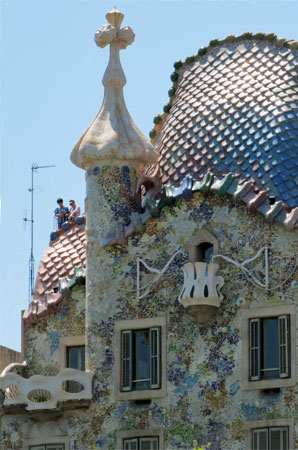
[1,0,297,352]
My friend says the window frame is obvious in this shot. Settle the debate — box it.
[117,429,164,450]
[242,305,296,390]
[66,345,85,371]
[30,446,65,450]
[189,229,218,263]
[245,418,294,450]
[115,317,167,401]
[58,335,85,371]
[124,436,159,450]
[25,438,69,450]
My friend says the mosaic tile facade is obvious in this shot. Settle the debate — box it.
[2,192,297,449]
[1,11,298,449]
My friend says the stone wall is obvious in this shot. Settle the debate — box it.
[24,286,86,377]
[0,346,22,373]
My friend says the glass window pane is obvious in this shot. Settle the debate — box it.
[133,330,150,390]
[270,428,281,450]
[253,429,268,450]
[67,346,85,371]
[140,437,159,450]
[269,427,289,450]
[261,319,279,379]
[139,438,151,450]
[123,439,138,450]
[195,242,213,263]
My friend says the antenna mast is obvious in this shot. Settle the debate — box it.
[24,163,55,304]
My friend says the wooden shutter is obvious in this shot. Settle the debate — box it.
[281,427,289,450]
[140,437,159,450]
[121,330,132,391]
[269,427,289,450]
[278,316,290,378]
[150,327,161,389]
[250,319,261,380]
[253,429,268,450]
[123,439,138,450]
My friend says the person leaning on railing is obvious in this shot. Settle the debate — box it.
[68,199,81,221]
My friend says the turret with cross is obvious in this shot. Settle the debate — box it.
[70,8,156,249]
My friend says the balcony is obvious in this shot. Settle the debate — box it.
[0,368,93,411]
[179,262,224,322]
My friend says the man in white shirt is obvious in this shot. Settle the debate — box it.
[69,199,81,221]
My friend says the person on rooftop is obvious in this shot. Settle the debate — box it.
[69,199,81,221]
[54,198,69,229]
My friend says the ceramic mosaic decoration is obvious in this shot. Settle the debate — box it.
[1,9,298,450]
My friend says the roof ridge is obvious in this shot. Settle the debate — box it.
[49,216,86,243]
[147,172,298,231]
[149,32,298,140]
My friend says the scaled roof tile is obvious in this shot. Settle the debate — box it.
[25,223,87,320]
[151,39,298,208]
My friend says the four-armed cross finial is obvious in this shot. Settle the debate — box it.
[94,8,135,87]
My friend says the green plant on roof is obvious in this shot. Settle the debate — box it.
[153,115,162,125]
[185,55,195,64]
[266,32,277,41]
[198,47,207,56]
[209,38,219,47]
[174,60,182,70]
[168,87,176,97]
[170,71,179,82]
[239,31,253,40]
[253,32,266,40]
[222,34,235,44]
[163,103,171,113]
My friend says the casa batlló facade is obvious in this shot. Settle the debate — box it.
[1,8,298,450]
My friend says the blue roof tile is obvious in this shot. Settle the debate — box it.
[153,39,298,207]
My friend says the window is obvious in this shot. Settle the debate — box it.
[115,317,167,401]
[194,242,213,263]
[245,419,294,450]
[30,446,65,450]
[67,346,85,371]
[121,328,160,392]
[250,316,290,381]
[58,335,85,371]
[242,305,296,390]
[66,345,85,393]
[117,429,164,450]
[123,437,159,450]
[189,229,218,264]
[252,427,288,450]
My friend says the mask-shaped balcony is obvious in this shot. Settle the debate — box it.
[179,262,224,323]
[0,368,93,412]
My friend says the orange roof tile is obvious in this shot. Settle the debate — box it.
[24,223,86,320]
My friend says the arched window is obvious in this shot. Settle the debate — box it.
[195,242,214,263]
[189,230,218,264]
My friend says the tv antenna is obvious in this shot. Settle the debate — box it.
[23,163,55,304]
